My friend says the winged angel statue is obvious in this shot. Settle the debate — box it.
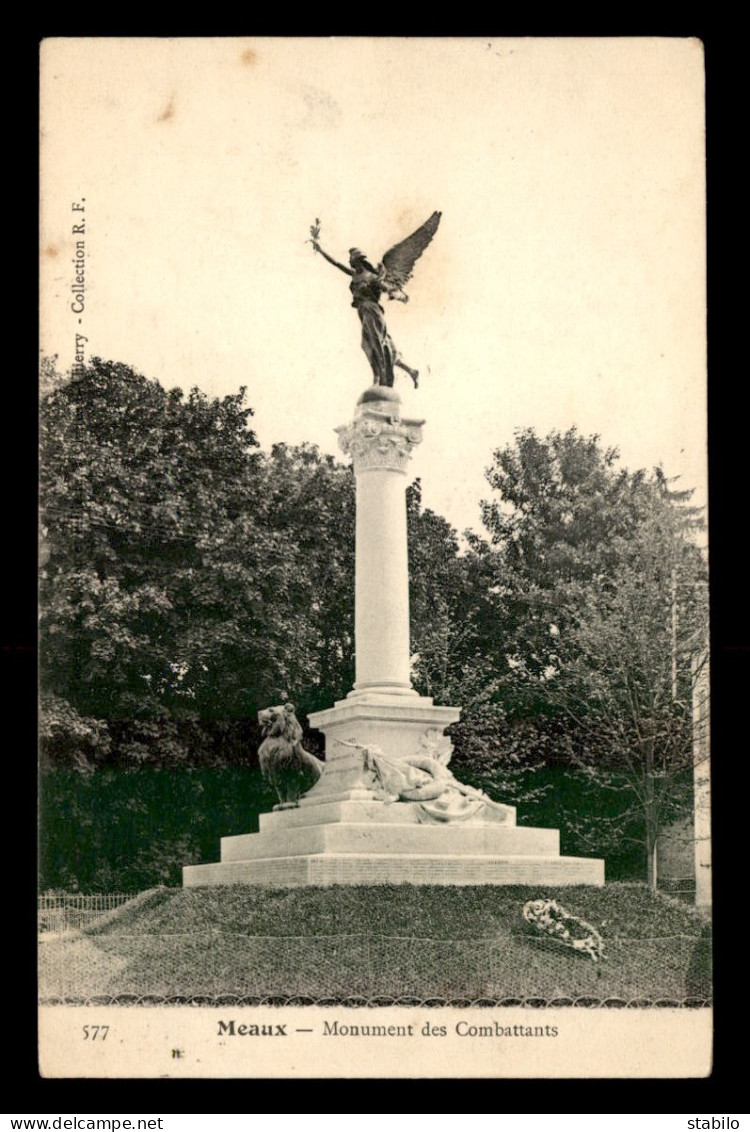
[310,211,441,390]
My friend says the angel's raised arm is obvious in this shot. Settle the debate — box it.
[312,241,353,277]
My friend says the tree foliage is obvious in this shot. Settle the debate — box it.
[407,480,494,704]
[259,442,355,714]
[40,360,356,763]
[41,358,262,730]
[553,476,708,885]
[477,427,708,885]
[39,359,358,886]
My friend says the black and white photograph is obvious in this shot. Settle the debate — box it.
[38,36,710,1078]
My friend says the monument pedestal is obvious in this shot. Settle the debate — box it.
[307,691,461,780]
[183,387,604,889]
[184,747,606,887]
[183,747,604,887]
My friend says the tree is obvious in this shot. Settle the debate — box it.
[257,441,355,714]
[479,427,708,885]
[554,475,708,888]
[481,427,654,698]
[40,357,264,733]
[406,480,555,817]
[39,359,358,887]
[40,360,358,746]
[407,480,489,703]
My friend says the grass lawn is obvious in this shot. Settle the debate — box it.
[39,883,711,1005]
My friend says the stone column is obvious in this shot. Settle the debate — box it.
[337,387,422,697]
[306,386,461,796]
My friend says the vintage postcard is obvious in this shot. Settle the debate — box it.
[38,36,710,1079]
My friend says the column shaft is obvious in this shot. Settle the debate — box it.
[354,464,411,691]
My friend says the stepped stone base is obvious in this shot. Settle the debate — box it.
[220,823,559,861]
[183,853,604,888]
[182,796,605,889]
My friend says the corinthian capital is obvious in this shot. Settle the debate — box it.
[337,415,424,473]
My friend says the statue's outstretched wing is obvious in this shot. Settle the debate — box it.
[381,211,441,296]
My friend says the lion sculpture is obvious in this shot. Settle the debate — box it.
[257,703,325,809]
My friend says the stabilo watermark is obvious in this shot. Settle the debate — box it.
[687,1121,740,1130]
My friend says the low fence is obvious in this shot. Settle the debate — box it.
[38,892,138,934]
[657,878,697,902]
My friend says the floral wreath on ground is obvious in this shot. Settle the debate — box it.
[522,898,605,963]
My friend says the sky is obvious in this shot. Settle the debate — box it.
[40,37,707,536]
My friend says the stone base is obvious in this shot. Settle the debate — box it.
[184,853,604,888]
[182,796,605,890]
[220,822,560,861]
[307,691,461,765]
